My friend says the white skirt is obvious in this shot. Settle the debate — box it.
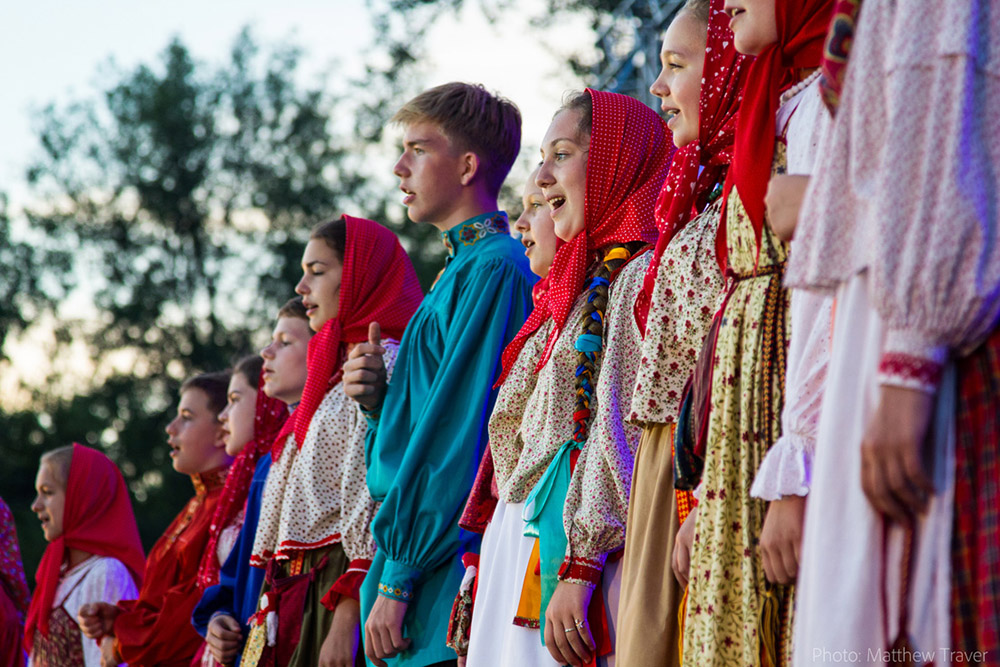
[792,273,955,666]
[467,498,621,667]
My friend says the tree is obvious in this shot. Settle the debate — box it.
[2,27,441,571]
[368,0,686,107]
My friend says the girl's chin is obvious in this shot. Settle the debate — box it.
[554,219,584,243]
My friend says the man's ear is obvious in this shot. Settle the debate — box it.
[459,151,480,186]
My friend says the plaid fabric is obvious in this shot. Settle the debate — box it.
[952,325,1000,660]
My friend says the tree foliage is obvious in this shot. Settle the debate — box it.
[1,27,442,573]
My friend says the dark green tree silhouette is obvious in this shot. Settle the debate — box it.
[1,27,442,572]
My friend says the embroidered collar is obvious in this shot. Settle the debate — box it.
[191,465,229,496]
[441,211,509,260]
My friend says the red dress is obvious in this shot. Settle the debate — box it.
[113,468,228,667]
[0,498,29,667]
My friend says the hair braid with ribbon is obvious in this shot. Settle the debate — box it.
[572,242,648,442]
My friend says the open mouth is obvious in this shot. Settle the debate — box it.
[302,302,318,317]
[547,196,566,213]
[663,108,680,121]
[727,7,745,19]
[401,187,416,205]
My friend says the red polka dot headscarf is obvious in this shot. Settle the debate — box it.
[636,0,751,331]
[498,89,672,384]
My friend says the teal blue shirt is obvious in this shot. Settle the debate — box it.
[361,211,535,666]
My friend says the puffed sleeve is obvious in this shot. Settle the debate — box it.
[751,290,833,499]
[368,256,535,602]
[562,254,650,587]
[66,558,138,667]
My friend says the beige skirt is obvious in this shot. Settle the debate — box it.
[616,422,684,667]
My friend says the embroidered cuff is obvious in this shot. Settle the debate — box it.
[361,403,382,425]
[377,559,421,602]
[749,433,812,500]
[879,328,947,392]
[558,555,604,588]
[320,559,371,611]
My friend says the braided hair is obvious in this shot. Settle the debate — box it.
[571,241,648,443]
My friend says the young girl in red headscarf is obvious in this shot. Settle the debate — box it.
[675,0,834,664]
[25,444,144,667]
[465,89,671,667]
[244,216,422,667]
[609,1,749,664]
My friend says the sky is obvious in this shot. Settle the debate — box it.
[0,0,594,207]
[0,0,595,402]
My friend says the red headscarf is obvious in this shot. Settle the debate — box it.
[497,88,673,386]
[288,215,423,449]
[196,370,288,590]
[720,0,834,268]
[498,89,672,385]
[635,0,751,332]
[24,443,145,651]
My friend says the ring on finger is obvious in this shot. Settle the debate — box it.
[574,618,585,629]
[564,625,576,633]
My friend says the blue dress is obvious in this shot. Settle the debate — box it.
[361,212,535,666]
[192,453,272,665]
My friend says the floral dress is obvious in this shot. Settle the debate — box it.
[682,140,791,667]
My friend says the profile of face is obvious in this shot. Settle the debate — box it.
[393,121,468,226]
[724,0,778,56]
[296,239,344,332]
[513,171,559,279]
[31,462,67,542]
[260,315,312,405]
[165,387,227,475]
[537,109,590,243]
[650,10,708,148]
[218,371,258,457]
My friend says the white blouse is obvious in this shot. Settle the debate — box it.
[28,556,137,667]
[751,76,834,500]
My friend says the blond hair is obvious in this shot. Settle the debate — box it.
[393,82,521,198]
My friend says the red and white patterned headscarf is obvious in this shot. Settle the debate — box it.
[498,89,672,384]
[196,374,287,590]
[635,0,751,332]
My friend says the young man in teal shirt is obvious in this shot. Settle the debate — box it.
[343,82,535,667]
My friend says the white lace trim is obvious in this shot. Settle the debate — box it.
[750,433,814,500]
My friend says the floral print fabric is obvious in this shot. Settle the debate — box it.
[630,199,726,426]
[490,297,590,505]
[252,343,398,567]
[682,156,790,667]
[563,253,651,568]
